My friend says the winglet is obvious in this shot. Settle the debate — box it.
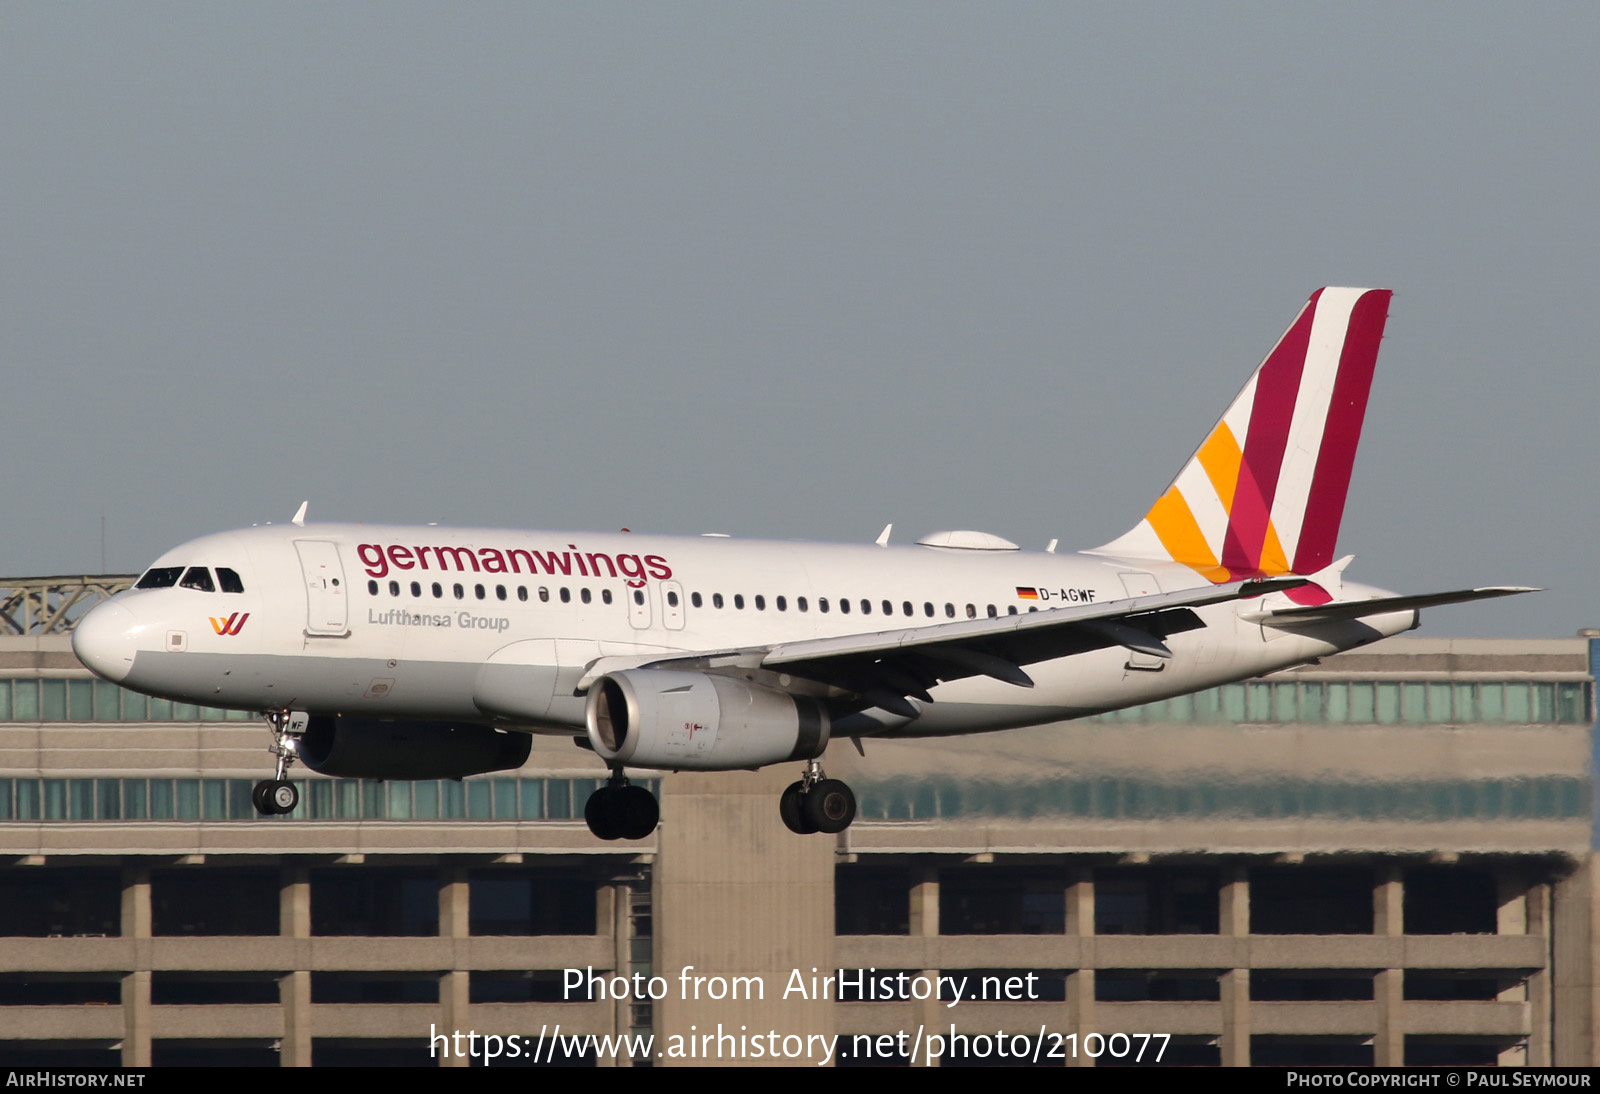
[876,524,892,547]
[291,501,308,527]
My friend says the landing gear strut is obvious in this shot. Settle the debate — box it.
[780,759,856,835]
[584,773,659,841]
[253,711,305,816]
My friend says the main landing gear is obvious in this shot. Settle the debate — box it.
[253,711,305,816]
[780,759,856,835]
[584,774,659,841]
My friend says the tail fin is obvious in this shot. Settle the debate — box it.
[1093,287,1393,581]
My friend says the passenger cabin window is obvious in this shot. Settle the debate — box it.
[216,567,245,593]
[798,597,808,612]
[734,594,745,610]
[776,596,786,611]
[432,582,443,598]
[602,589,613,605]
[539,587,550,603]
[389,580,400,597]
[453,584,465,600]
[474,584,486,600]
[179,567,215,593]
[367,580,378,595]
[668,591,680,608]
[903,602,913,616]
[713,594,724,609]
[632,590,644,605]
[518,587,529,602]
[581,588,592,604]
[838,598,849,614]
[560,588,571,603]
[496,585,507,601]
[135,567,184,590]
[691,592,702,608]
[755,595,765,610]
[819,598,830,613]
[411,582,421,598]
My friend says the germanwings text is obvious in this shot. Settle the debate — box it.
[357,542,671,587]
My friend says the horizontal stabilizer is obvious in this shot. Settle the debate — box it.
[1242,586,1538,626]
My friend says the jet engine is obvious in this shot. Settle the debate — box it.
[585,669,829,770]
[297,715,532,780]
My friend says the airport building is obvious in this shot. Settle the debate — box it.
[0,576,1594,1067]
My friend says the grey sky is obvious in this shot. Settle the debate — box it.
[3,3,1596,637]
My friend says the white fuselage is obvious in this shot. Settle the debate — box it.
[73,523,1413,744]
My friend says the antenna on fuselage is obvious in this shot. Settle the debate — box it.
[291,500,308,527]
[875,524,892,547]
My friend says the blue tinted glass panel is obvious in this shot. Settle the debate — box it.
[40,681,66,721]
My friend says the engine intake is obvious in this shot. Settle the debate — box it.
[585,670,829,771]
[298,716,532,779]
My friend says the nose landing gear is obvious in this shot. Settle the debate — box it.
[584,773,659,841]
[253,711,307,816]
[780,759,856,835]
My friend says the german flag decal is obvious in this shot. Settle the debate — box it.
[1015,587,1039,600]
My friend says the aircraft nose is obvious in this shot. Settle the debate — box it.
[73,600,141,683]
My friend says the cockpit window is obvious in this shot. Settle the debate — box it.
[179,567,216,592]
[216,567,245,593]
[135,567,184,589]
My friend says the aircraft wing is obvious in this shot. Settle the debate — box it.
[1238,586,1538,627]
[581,577,1308,718]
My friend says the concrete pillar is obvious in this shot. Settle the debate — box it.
[280,863,310,939]
[120,864,151,940]
[279,864,312,1067]
[1538,872,1569,1067]
[1063,867,1095,1067]
[1066,968,1096,1067]
[1219,969,1249,1067]
[597,878,630,1067]
[1374,968,1404,1067]
[1497,869,1529,935]
[1374,864,1403,937]
[438,864,470,1067]
[1373,865,1404,1067]
[655,768,835,1067]
[120,970,151,1068]
[1066,868,1094,937]
[910,867,940,1066]
[119,865,151,1067]
[279,971,312,1067]
[1218,865,1250,1067]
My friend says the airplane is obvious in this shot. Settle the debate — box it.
[71,287,1532,840]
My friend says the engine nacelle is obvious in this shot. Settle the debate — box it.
[298,715,532,780]
[585,669,830,771]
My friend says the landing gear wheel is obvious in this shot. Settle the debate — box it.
[269,780,298,814]
[801,779,856,834]
[780,780,818,835]
[253,779,297,816]
[585,787,622,841]
[614,785,659,840]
